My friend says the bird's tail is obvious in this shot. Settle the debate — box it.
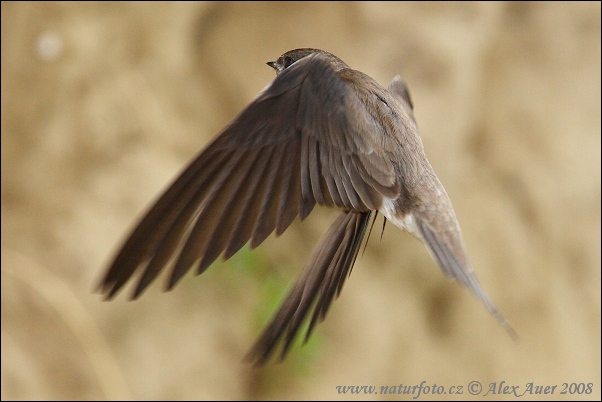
[244,210,373,365]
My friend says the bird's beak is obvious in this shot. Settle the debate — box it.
[266,61,280,73]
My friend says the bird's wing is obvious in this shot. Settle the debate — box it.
[245,210,373,365]
[387,75,414,112]
[100,53,400,299]
[415,216,516,338]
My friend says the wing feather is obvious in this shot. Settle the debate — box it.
[101,52,400,303]
[245,211,372,365]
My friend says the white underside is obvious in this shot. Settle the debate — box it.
[379,198,423,241]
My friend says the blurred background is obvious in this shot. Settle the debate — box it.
[1,2,600,400]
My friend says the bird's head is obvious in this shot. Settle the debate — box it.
[267,48,347,74]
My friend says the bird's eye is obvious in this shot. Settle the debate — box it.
[282,56,294,69]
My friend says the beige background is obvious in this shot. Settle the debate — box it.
[1,2,600,400]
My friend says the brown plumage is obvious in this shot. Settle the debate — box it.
[100,48,514,365]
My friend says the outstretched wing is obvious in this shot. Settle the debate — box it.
[100,53,400,299]
[415,214,516,339]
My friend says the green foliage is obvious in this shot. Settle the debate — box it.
[213,245,322,391]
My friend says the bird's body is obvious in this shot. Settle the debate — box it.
[100,48,513,364]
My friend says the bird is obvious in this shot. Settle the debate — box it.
[99,48,515,365]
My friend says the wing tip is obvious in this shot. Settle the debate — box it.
[491,306,519,341]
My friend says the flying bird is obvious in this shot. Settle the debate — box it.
[100,48,514,365]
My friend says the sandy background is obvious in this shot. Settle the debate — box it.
[1,2,600,400]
